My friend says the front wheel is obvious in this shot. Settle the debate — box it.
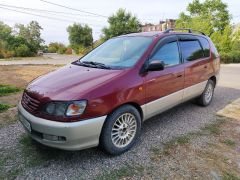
[100,105,141,155]
[196,79,215,106]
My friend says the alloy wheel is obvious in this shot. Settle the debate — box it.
[111,113,137,148]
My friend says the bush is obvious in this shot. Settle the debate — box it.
[48,42,68,54]
[65,48,72,54]
[57,47,67,54]
[2,51,15,58]
[78,45,92,56]
[48,46,57,53]
[220,51,240,64]
[15,44,31,57]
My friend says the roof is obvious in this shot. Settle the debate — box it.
[119,30,208,38]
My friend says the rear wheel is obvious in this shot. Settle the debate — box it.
[196,79,215,106]
[100,105,141,155]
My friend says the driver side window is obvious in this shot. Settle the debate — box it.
[150,41,180,67]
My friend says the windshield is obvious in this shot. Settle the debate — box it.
[78,36,153,69]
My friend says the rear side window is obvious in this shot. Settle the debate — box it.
[180,40,204,61]
[199,37,210,57]
[151,42,180,67]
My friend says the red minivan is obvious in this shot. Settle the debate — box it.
[18,29,220,155]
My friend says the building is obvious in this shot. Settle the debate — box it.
[141,19,176,32]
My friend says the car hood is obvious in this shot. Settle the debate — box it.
[27,64,125,100]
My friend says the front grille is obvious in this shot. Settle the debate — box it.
[22,92,40,112]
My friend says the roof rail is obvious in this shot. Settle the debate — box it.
[164,28,206,36]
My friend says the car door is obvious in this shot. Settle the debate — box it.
[178,35,210,101]
[143,35,185,120]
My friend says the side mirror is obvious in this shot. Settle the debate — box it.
[147,60,165,71]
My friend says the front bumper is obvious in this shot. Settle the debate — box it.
[18,103,106,150]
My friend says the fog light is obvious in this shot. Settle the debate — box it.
[43,134,66,141]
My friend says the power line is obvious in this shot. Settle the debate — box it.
[0,4,107,23]
[0,3,102,18]
[0,6,73,23]
[0,6,104,27]
[39,0,108,18]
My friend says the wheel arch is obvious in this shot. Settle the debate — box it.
[209,76,217,87]
[107,102,143,121]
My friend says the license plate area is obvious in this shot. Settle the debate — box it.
[19,113,32,132]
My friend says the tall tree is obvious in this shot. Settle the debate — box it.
[0,22,12,41]
[176,0,230,35]
[15,21,44,53]
[67,23,93,53]
[102,8,141,40]
[232,26,240,51]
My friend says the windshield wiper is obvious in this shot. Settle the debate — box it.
[80,61,111,69]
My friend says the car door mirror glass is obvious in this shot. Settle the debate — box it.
[147,60,165,71]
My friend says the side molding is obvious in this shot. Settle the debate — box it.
[182,81,207,102]
[141,90,183,121]
[141,81,207,121]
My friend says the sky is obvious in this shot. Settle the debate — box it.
[0,0,240,45]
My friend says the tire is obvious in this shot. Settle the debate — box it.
[196,79,215,106]
[100,105,142,155]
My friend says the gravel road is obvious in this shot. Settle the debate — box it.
[0,65,240,179]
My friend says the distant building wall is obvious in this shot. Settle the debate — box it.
[141,19,176,32]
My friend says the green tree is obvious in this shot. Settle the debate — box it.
[15,44,31,57]
[0,21,16,58]
[232,26,240,51]
[67,23,93,53]
[48,42,60,53]
[48,42,67,54]
[211,25,232,52]
[0,21,44,58]
[176,0,230,36]
[15,21,44,53]
[0,22,12,41]
[102,8,141,40]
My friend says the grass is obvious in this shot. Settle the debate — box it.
[221,139,236,147]
[223,172,240,180]
[201,118,226,135]
[0,103,11,113]
[151,134,193,157]
[97,165,144,180]
[151,118,227,158]
[0,84,21,96]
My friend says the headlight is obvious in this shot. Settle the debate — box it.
[43,101,87,117]
[66,101,87,116]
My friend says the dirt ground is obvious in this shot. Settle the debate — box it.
[0,65,59,88]
[0,65,60,127]
[100,100,240,179]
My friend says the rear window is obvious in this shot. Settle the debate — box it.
[199,37,210,57]
[180,40,204,61]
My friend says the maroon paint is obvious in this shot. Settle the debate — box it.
[22,32,220,122]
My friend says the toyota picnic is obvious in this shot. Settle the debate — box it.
[18,29,220,155]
